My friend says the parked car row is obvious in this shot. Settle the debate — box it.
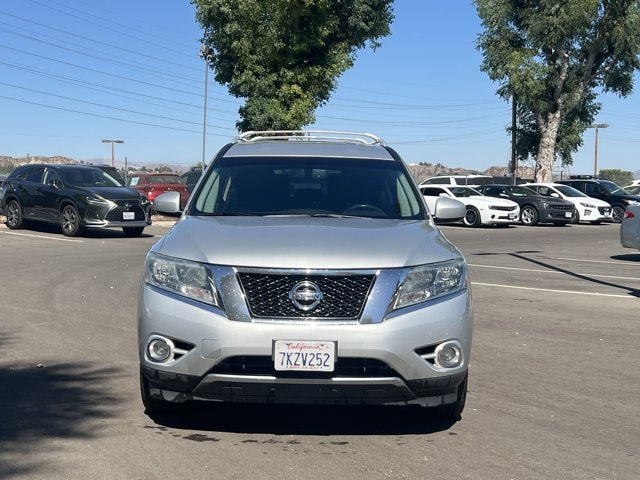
[419,175,640,227]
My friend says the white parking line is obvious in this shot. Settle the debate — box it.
[472,282,634,299]
[468,263,640,282]
[1,230,84,243]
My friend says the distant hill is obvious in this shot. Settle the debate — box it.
[0,155,191,174]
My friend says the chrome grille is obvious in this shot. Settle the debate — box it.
[238,272,375,319]
[549,204,573,211]
[105,202,146,221]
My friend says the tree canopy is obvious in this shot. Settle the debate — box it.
[192,0,394,132]
[475,0,640,181]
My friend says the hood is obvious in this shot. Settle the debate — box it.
[80,186,144,201]
[469,195,517,207]
[155,216,462,269]
[576,197,611,207]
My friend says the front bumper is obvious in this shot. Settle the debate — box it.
[81,202,151,228]
[540,206,575,223]
[138,284,473,406]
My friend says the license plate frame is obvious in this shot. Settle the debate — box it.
[565,211,573,218]
[123,211,135,220]
[273,340,336,372]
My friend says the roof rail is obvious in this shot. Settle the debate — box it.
[569,175,597,179]
[235,130,384,146]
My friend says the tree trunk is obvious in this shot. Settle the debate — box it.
[535,110,562,182]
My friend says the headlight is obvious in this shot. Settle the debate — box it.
[139,194,150,206]
[84,194,113,206]
[394,259,467,310]
[145,252,218,306]
[624,199,640,205]
[580,202,596,208]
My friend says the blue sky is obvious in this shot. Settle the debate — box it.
[0,0,638,175]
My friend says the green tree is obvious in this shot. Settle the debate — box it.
[192,0,393,131]
[475,0,640,182]
[599,168,633,186]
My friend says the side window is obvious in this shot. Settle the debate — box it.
[421,187,444,197]
[537,187,550,196]
[427,177,449,184]
[43,169,62,186]
[584,183,599,195]
[25,167,45,184]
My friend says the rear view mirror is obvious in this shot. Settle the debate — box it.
[154,191,181,214]
[433,196,465,222]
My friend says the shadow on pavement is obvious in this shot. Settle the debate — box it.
[610,253,640,262]
[0,362,124,477]
[146,401,457,436]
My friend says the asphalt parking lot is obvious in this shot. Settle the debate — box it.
[0,220,638,479]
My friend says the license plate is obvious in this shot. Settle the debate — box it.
[508,213,517,220]
[123,211,135,220]
[565,211,572,218]
[273,340,335,372]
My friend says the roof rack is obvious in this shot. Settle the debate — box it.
[235,130,384,146]
[569,175,598,179]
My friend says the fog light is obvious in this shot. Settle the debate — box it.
[147,336,175,363]
[435,341,462,368]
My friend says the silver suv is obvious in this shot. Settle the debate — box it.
[138,131,473,420]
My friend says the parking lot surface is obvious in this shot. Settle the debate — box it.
[0,221,638,479]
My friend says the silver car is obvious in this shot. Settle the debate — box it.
[138,131,473,420]
[620,205,640,251]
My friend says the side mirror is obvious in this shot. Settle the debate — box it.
[550,192,560,198]
[433,196,465,222]
[154,191,181,214]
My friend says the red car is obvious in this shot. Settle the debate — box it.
[128,173,189,211]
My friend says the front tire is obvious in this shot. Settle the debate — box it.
[520,205,539,226]
[5,200,24,229]
[463,206,482,227]
[60,204,81,237]
[611,205,625,224]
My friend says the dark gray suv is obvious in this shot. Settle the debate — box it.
[138,131,473,420]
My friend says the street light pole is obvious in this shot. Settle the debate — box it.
[101,139,124,167]
[200,44,214,168]
[587,124,608,177]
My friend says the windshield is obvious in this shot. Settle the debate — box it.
[191,156,425,219]
[599,180,631,194]
[59,168,122,187]
[508,186,539,197]
[554,185,586,197]
[449,186,482,197]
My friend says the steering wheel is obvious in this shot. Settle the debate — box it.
[343,204,386,215]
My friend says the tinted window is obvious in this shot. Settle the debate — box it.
[59,168,122,187]
[424,177,450,184]
[192,156,424,219]
[148,175,182,184]
[449,186,481,197]
[421,187,446,196]
[25,167,45,183]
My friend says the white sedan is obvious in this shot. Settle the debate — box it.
[524,183,612,224]
[420,185,520,227]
